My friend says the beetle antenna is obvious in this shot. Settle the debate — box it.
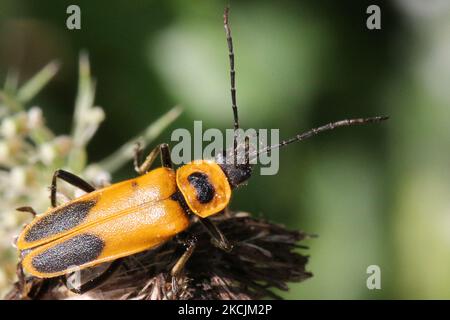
[254,116,389,159]
[224,7,240,164]
[244,135,250,165]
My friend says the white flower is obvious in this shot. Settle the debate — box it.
[39,143,56,166]
[1,118,16,138]
[0,142,9,163]
[9,167,27,192]
[27,107,44,129]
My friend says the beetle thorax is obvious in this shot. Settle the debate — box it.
[175,160,232,218]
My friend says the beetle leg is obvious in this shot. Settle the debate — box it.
[16,206,37,217]
[199,217,233,252]
[133,141,144,173]
[134,143,173,175]
[159,143,173,169]
[134,144,160,174]
[16,262,51,299]
[17,262,27,297]
[51,169,96,207]
[63,259,123,295]
[170,236,197,296]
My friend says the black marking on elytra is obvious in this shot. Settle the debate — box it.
[31,233,104,274]
[131,181,139,189]
[24,199,97,243]
[187,172,215,204]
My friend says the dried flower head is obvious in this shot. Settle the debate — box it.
[6,211,312,300]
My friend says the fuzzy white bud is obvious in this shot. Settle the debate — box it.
[1,118,17,138]
[39,143,56,166]
[27,106,44,129]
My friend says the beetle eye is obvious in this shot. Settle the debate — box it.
[187,172,215,204]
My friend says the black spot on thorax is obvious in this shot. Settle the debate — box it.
[187,172,215,204]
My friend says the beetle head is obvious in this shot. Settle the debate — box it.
[215,149,253,188]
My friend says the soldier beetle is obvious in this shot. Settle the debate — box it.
[15,7,387,295]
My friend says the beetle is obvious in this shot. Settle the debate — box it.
[15,7,387,296]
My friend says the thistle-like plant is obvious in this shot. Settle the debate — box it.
[2,55,311,300]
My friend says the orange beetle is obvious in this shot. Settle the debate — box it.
[15,8,387,294]
[18,163,231,277]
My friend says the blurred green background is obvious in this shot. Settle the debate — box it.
[1,0,450,299]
